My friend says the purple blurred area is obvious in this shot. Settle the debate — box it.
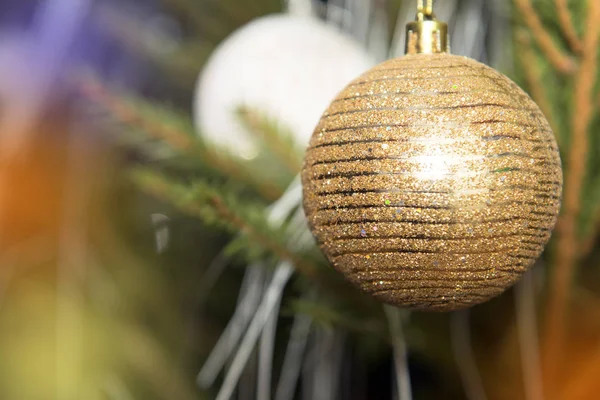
[0,0,185,122]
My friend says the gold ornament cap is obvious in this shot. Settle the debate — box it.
[405,0,449,54]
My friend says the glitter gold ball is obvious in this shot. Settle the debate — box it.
[301,53,562,312]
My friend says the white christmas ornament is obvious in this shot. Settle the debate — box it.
[193,14,374,159]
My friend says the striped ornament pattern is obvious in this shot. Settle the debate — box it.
[301,53,562,311]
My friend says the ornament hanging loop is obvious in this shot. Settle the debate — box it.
[417,0,434,20]
[406,0,449,55]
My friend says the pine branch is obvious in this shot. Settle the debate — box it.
[543,0,600,390]
[515,30,559,144]
[79,77,284,201]
[131,169,320,282]
[236,106,303,174]
[514,0,576,74]
[81,77,197,151]
[209,196,317,279]
[555,0,583,53]
[131,169,380,315]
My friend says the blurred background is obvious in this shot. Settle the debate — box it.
[0,0,599,399]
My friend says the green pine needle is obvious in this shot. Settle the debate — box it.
[81,77,285,200]
[130,169,318,277]
[235,106,304,174]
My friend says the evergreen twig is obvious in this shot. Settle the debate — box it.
[555,0,583,53]
[132,170,379,315]
[79,77,283,201]
[515,30,559,144]
[236,106,303,174]
[208,196,318,280]
[514,0,576,74]
[80,78,196,151]
[543,0,600,390]
[131,169,320,282]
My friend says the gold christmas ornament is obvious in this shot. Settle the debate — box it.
[301,1,562,311]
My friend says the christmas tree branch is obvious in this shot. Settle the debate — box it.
[515,30,558,142]
[79,77,283,201]
[80,77,196,151]
[514,0,576,74]
[132,170,378,315]
[203,151,284,201]
[236,106,303,175]
[131,169,320,282]
[554,0,583,53]
[209,196,315,278]
[543,0,600,390]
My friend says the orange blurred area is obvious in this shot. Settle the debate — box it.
[0,130,69,247]
[478,294,600,400]
[0,100,115,274]
[0,103,198,400]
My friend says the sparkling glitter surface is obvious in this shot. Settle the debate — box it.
[301,53,562,312]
